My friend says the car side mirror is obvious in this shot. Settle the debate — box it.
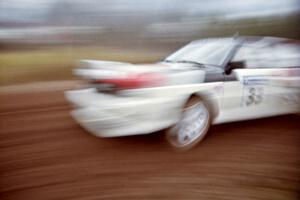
[224,61,245,75]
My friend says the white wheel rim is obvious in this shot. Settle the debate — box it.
[170,102,209,146]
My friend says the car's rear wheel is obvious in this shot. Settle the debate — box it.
[166,96,211,150]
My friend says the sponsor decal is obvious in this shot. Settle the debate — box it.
[242,76,265,106]
[243,76,267,86]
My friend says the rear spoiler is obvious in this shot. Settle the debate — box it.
[78,60,130,69]
[74,60,131,80]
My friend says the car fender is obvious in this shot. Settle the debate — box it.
[122,82,223,118]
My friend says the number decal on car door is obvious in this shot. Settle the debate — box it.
[244,87,264,106]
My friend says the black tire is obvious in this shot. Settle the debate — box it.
[165,96,211,150]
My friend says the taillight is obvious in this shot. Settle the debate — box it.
[94,72,165,89]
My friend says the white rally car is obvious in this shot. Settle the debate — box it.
[66,36,300,149]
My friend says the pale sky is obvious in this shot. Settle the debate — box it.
[0,0,299,23]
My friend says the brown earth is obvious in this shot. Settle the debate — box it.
[0,83,299,200]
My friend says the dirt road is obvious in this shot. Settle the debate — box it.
[0,82,299,200]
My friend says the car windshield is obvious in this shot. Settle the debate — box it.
[165,39,235,66]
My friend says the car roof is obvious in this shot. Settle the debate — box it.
[190,36,293,48]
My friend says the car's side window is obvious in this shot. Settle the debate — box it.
[232,43,300,69]
[258,44,300,68]
[231,45,260,69]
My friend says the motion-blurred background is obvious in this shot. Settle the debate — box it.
[1,0,300,85]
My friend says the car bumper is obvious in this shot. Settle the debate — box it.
[65,88,184,137]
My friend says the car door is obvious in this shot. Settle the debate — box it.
[221,44,269,122]
[250,42,300,115]
[223,40,300,121]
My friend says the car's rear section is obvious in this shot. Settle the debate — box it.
[65,60,205,137]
